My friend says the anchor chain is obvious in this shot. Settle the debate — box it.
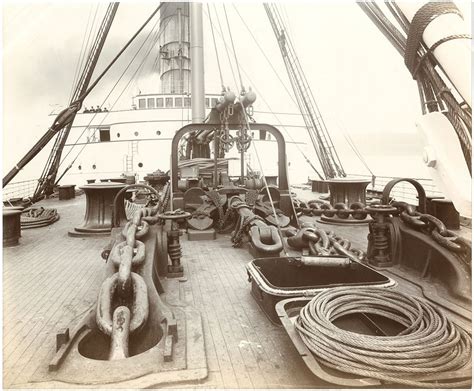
[96,200,162,360]
[245,190,259,207]
[235,123,252,153]
[294,199,369,220]
[392,201,471,265]
[295,197,471,263]
[219,108,234,153]
[231,214,266,247]
[287,226,366,262]
[205,190,225,226]
[217,206,237,233]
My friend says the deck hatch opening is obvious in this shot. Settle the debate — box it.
[251,257,390,290]
[248,257,392,324]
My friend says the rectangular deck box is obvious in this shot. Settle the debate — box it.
[247,256,392,324]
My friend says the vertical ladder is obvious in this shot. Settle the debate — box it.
[125,140,138,173]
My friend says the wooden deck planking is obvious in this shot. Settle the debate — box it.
[184,252,244,388]
[3,197,108,388]
[3,193,369,388]
[180,237,316,388]
[204,245,295,387]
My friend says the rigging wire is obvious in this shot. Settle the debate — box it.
[358,1,471,170]
[73,3,165,106]
[279,4,294,41]
[207,3,225,90]
[213,4,238,91]
[336,120,375,179]
[222,4,244,93]
[58,5,167,167]
[386,1,410,34]
[63,18,167,167]
[262,3,345,178]
[68,3,97,104]
[135,6,168,84]
[231,4,297,108]
[57,12,172,180]
[239,101,293,254]
[202,6,324,180]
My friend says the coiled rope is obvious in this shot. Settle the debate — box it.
[295,287,471,388]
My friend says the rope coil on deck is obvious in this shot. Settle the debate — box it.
[295,287,471,388]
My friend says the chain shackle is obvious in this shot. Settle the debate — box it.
[96,272,149,337]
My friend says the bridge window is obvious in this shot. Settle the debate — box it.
[175,97,182,107]
[165,97,173,108]
[184,97,191,107]
[157,98,164,108]
[138,99,146,109]
[205,98,210,108]
[147,98,155,109]
[211,98,218,107]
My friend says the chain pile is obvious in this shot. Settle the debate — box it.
[20,207,60,229]
[393,201,471,265]
[231,214,266,247]
[293,197,471,264]
[296,287,472,388]
[205,190,225,224]
[287,226,366,262]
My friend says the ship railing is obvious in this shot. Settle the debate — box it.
[2,179,38,203]
[347,173,443,205]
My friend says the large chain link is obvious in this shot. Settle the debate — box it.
[294,199,369,220]
[219,108,234,152]
[231,214,265,247]
[391,202,471,265]
[295,197,471,264]
[299,227,366,261]
[235,123,252,153]
[205,190,225,226]
[96,185,169,360]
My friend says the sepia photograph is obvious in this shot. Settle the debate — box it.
[2,0,472,388]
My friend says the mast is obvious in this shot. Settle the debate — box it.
[3,3,119,190]
[190,2,205,122]
[263,3,345,179]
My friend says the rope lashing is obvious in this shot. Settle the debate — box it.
[296,287,471,388]
[404,1,464,78]
[412,33,471,78]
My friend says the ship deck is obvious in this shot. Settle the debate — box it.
[2,192,470,388]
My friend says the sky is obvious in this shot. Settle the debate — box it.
[1,1,472,181]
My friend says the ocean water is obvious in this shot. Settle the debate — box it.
[287,155,429,185]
